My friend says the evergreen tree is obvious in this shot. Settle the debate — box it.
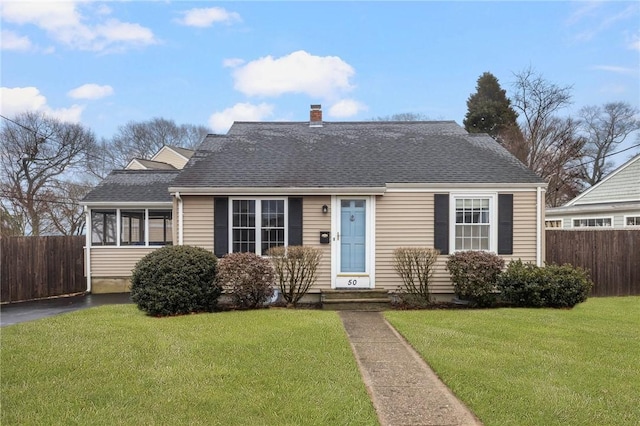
[463,72,519,140]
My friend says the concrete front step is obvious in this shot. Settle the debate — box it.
[321,290,391,311]
[321,289,390,300]
[322,300,391,311]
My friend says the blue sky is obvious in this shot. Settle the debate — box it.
[1,1,639,162]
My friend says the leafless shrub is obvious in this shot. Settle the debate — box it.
[268,246,322,307]
[393,247,440,305]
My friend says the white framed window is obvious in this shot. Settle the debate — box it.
[91,210,117,245]
[149,210,173,245]
[90,208,172,246]
[450,193,497,252]
[572,217,612,228]
[121,210,145,245]
[230,198,287,255]
[545,219,563,229]
[624,216,640,227]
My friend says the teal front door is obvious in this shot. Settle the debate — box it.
[340,199,366,273]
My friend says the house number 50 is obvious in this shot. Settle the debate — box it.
[348,279,358,286]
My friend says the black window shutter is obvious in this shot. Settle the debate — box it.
[434,194,449,255]
[213,197,229,258]
[498,194,513,255]
[288,197,303,246]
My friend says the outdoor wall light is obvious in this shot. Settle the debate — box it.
[322,204,328,214]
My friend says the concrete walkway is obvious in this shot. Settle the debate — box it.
[340,311,482,426]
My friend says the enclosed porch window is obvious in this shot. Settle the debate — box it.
[91,210,117,246]
[90,208,172,246]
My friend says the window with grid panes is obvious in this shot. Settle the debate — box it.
[573,218,612,228]
[454,198,491,250]
[231,199,286,255]
[625,216,640,227]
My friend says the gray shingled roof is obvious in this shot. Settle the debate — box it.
[82,170,179,203]
[171,121,544,189]
[166,145,195,159]
[132,159,177,170]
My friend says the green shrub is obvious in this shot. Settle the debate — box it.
[393,247,439,306]
[130,245,220,316]
[268,246,322,307]
[498,260,593,308]
[446,251,505,307]
[497,259,549,307]
[543,263,593,308]
[216,252,275,309]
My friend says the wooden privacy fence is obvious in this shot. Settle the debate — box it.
[546,230,640,297]
[1,236,86,303]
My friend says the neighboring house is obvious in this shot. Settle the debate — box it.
[125,158,176,170]
[82,106,547,299]
[546,155,640,229]
[125,145,194,170]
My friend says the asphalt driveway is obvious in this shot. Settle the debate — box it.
[0,293,132,327]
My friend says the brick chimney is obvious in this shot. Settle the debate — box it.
[310,104,322,127]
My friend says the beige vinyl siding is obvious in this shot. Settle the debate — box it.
[182,195,214,251]
[126,160,145,170]
[374,190,540,294]
[148,218,172,244]
[506,191,538,264]
[374,192,440,291]
[153,148,189,169]
[90,247,157,276]
[172,196,178,243]
[302,196,332,291]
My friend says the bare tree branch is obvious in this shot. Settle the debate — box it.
[108,117,210,168]
[0,112,96,235]
[578,102,640,186]
[508,68,583,206]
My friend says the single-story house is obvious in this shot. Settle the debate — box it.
[545,154,640,229]
[82,105,547,300]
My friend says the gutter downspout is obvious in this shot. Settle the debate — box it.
[84,206,92,293]
[536,186,543,266]
[175,192,183,245]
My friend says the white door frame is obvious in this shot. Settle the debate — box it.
[330,195,375,289]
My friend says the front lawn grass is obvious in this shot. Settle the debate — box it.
[1,306,377,425]
[385,296,640,426]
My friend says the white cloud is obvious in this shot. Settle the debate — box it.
[232,50,355,98]
[95,20,155,45]
[1,86,84,123]
[176,7,241,27]
[45,104,84,123]
[591,65,637,75]
[328,99,368,118]
[568,3,640,43]
[223,58,245,68]
[0,1,157,52]
[208,102,274,134]
[95,4,112,16]
[1,1,80,28]
[1,87,47,114]
[67,84,114,100]
[565,2,601,26]
[1,30,32,51]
